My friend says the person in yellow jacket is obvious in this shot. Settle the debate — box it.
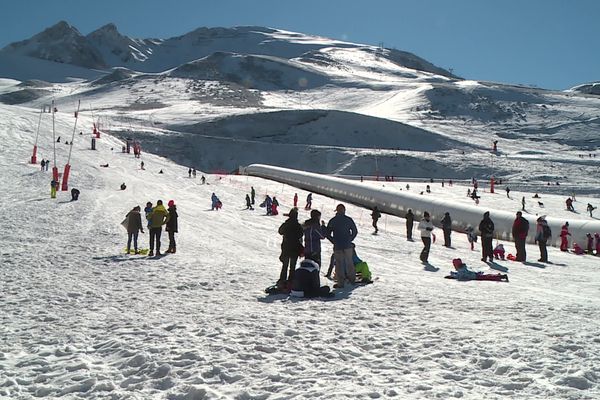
[147,200,170,256]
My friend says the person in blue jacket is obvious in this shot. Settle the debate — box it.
[326,204,358,288]
[211,193,220,210]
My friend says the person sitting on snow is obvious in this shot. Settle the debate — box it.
[352,244,372,282]
[120,183,127,190]
[573,242,585,255]
[290,254,331,298]
[493,243,506,260]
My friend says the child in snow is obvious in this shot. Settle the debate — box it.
[352,245,372,282]
[493,243,506,260]
[560,222,571,251]
[449,258,508,282]
[573,243,585,255]
[466,226,477,250]
[586,233,594,254]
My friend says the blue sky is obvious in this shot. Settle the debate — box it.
[2,0,598,90]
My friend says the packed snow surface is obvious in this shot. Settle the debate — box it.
[1,103,600,400]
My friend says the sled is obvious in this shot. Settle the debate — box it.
[445,274,508,282]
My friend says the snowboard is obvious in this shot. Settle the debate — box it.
[123,248,149,255]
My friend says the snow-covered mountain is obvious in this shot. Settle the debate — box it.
[0,22,599,189]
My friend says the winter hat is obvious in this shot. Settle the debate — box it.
[168,200,175,207]
[452,258,463,268]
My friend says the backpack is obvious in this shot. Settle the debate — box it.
[542,224,552,240]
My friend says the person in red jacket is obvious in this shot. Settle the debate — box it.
[560,222,571,251]
[511,211,529,261]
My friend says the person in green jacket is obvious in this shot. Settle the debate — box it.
[148,200,169,256]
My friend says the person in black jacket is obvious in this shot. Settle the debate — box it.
[166,200,178,253]
[405,209,414,240]
[277,208,304,288]
[125,206,144,254]
[441,211,452,247]
[371,206,381,234]
[478,211,495,262]
[290,255,331,298]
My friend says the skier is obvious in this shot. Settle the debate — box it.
[251,186,255,204]
[293,193,298,208]
[125,205,144,254]
[165,200,178,254]
[587,203,596,217]
[417,211,434,263]
[405,209,414,240]
[305,193,313,210]
[534,217,551,263]
[566,197,575,212]
[441,211,452,247]
[466,225,477,251]
[188,168,192,178]
[303,209,327,267]
[478,211,495,262]
[512,211,529,262]
[70,188,80,201]
[277,208,304,289]
[326,204,358,288]
[147,200,169,256]
[245,194,253,210]
[560,222,571,251]
[371,206,381,234]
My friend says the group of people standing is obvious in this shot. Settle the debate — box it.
[125,199,178,256]
[277,202,361,294]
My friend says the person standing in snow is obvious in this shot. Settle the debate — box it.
[166,200,178,254]
[371,206,381,234]
[521,196,526,211]
[148,200,169,256]
[512,211,529,262]
[277,208,304,289]
[405,209,414,240]
[188,168,192,178]
[40,159,45,171]
[50,179,58,199]
[245,194,253,210]
[417,211,434,263]
[326,204,358,288]
[534,217,551,263]
[440,211,452,247]
[251,186,256,205]
[201,175,206,184]
[505,186,510,198]
[560,222,571,251]
[192,168,196,178]
[144,202,153,229]
[305,193,313,210]
[466,226,477,251]
[211,193,220,210]
[478,211,495,262]
[125,205,144,254]
[293,193,298,208]
[303,209,327,267]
